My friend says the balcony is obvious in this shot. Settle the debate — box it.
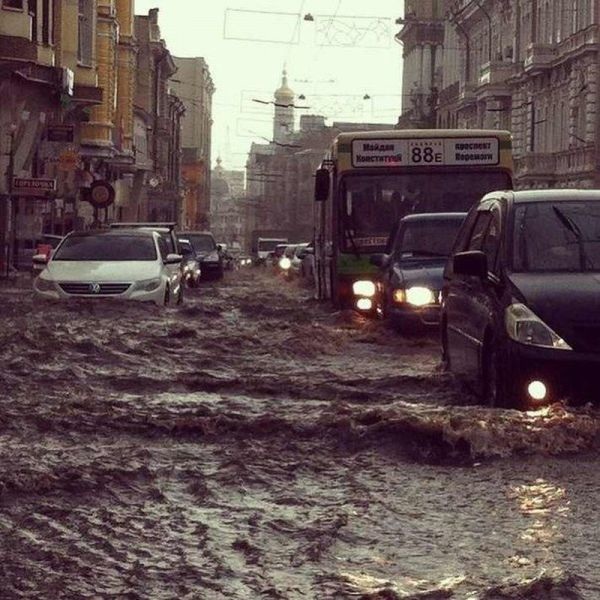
[478,61,515,87]
[457,82,476,105]
[524,43,556,73]
[514,153,557,181]
[555,145,596,176]
[557,24,600,59]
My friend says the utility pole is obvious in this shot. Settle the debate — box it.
[4,126,15,278]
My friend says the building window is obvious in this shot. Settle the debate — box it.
[78,0,94,66]
[42,0,53,44]
[2,0,24,9]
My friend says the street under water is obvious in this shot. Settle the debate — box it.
[0,270,599,599]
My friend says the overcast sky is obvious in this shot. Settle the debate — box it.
[135,0,405,170]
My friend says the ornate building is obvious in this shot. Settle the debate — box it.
[437,0,599,188]
[170,56,215,229]
[396,0,445,128]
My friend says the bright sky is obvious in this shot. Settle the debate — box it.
[135,0,405,171]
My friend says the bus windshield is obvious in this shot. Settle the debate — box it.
[340,171,511,252]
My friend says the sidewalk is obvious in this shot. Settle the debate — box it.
[0,270,34,290]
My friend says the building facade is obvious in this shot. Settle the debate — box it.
[246,72,395,244]
[210,157,245,247]
[396,0,446,128]
[434,0,599,188]
[170,56,214,230]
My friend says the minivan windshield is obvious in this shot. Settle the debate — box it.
[53,235,157,261]
[513,201,600,272]
[394,218,465,260]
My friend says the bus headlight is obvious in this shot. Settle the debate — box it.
[279,257,292,270]
[352,280,376,297]
[405,286,435,306]
[356,298,373,311]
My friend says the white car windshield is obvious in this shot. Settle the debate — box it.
[53,235,158,261]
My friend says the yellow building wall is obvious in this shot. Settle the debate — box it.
[115,0,135,156]
[81,0,117,147]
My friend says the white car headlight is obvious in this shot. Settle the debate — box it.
[352,280,376,297]
[279,257,292,270]
[505,303,572,350]
[35,277,55,292]
[133,278,162,292]
[405,286,435,306]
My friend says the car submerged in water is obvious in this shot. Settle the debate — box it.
[181,231,224,280]
[33,229,184,306]
[370,213,467,330]
[442,189,600,409]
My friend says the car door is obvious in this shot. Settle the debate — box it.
[449,202,505,387]
[444,206,493,378]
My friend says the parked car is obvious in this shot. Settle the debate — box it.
[371,213,467,330]
[33,229,184,306]
[177,238,202,288]
[181,231,224,280]
[441,189,600,410]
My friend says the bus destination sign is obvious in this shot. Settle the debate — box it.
[351,137,500,168]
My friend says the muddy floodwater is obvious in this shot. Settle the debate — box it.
[1,270,599,599]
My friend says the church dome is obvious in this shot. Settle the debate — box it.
[275,69,294,101]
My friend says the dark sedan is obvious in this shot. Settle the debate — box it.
[441,189,600,410]
[371,213,467,330]
[181,231,223,280]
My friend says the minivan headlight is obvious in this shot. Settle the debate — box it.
[505,303,572,350]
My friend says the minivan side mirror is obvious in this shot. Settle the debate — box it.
[370,253,389,268]
[32,254,49,265]
[314,168,330,202]
[452,250,488,278]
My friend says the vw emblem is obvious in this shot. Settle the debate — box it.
[89,282,101,294]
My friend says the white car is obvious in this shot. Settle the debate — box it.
[33,229,184,306]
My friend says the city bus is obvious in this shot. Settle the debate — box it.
[313,129,513,310]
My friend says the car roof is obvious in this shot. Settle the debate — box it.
[481,189,600,204]
[401,212,468,222]
[180,230,214,236]
[110,222,176,230]
[66,229,157,238]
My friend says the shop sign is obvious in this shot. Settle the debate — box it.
[12,177,57,197]
[47,125,74,143]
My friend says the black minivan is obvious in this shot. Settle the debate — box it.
[441,189,600,409]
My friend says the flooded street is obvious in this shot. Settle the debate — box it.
[1,269,599,599]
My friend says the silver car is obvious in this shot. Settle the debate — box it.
[33,229,184,306]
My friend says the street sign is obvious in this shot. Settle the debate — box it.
[12,177,56,197]
[85,180,115,209]
[57,149,80,171]
[47,125,74,143]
